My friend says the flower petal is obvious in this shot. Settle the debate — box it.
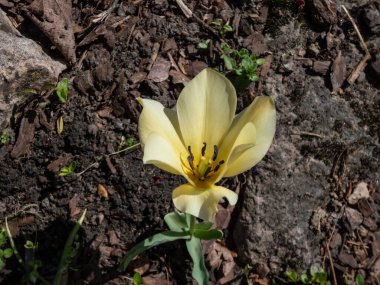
[138,98,185,151]
[176,69,237,158]
[221,96,276,177]
[172,183,238,221]
[143,132,184,175]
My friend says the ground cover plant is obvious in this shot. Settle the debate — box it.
[0,0,379,284]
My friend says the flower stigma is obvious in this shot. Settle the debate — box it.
[181,143,225,184]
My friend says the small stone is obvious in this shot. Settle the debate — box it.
[370,53,380,78]
[354,247,367,262]
[338,251,358,268]
[308,43,320,56]
[363,217,377,231]
[358,226,368,238]
[360,2,380,35]
[348,182,370,205]
[329,232,342,249]
[345,208,363,230]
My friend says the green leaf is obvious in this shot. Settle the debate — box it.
[118,231,191,272]
[300,273,309,284]
[56,78,69,103]
[24,240,37,249]
[193,221,213,231]
[310,264,322,276]
[193,229,223,240]
[59,161,77,177]
[223,24,233,32]
[186,237,208,285]
[0,258,4,269]
[211,19,222,27]
[286,270,299,282]
[164,212,187,231]
[256,58,265,66]
[355,274,364,285]
[133,272,143,285]
[221,55,236,71]
[3,248,13,258]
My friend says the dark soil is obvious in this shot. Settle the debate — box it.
[0,0,379,284]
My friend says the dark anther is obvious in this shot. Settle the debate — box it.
[201,142,207,156]
[212,145,218,161]
[203,167,212,178]
[187,156,194,169]
[214,160,225,172]
[188,146,194,160]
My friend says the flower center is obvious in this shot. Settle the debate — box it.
[181,142,225,183]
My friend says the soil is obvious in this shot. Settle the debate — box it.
[0,0,379,285]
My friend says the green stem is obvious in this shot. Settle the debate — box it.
[4,217,23,265]
[52,209,87,285]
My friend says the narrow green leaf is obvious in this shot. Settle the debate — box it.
[186,237,208,285]
[193,229,223,240]
[300,273,309,284]
[53,209,87,285]
[118,231,191,272]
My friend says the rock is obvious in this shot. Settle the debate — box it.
[338,251,358,268]
[370,53,380,78]
[360,2,380,35]
[348,182,370,205]
[344,208,363,230]
[0,8,66,130]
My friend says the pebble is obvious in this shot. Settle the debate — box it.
[338,251,358,268]
[345,207,363,230]
[330,232,342,249]
[313,60,331,75]
[348,182,370,205]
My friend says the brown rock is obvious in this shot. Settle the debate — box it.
[344,207,363,230]
[338,251,358,268]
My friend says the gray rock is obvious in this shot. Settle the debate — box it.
[348,182,370,205]
[345,207,364,230]
[0,8,66,130]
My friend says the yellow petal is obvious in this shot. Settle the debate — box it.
[222,97,276,177]
[143,133,184,175]
[176,69,236,158]
[138,98,185,153]
[172,183,238,221]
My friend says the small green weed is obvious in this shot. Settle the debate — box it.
[0,228,13,269]
[59,161,77,176]
[220,43,265,82]
[56,78,69,103]
[286,265,331,285]
[355,274,364,285]
[197,39,211,49]
[133,272,143,285]
[212,19,233,37]
[0,133,11,144]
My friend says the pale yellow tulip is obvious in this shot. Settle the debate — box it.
[138,68,276,221]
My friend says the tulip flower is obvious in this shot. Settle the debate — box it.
[138,68,276,221]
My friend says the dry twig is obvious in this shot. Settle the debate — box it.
[341,5,371,85]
